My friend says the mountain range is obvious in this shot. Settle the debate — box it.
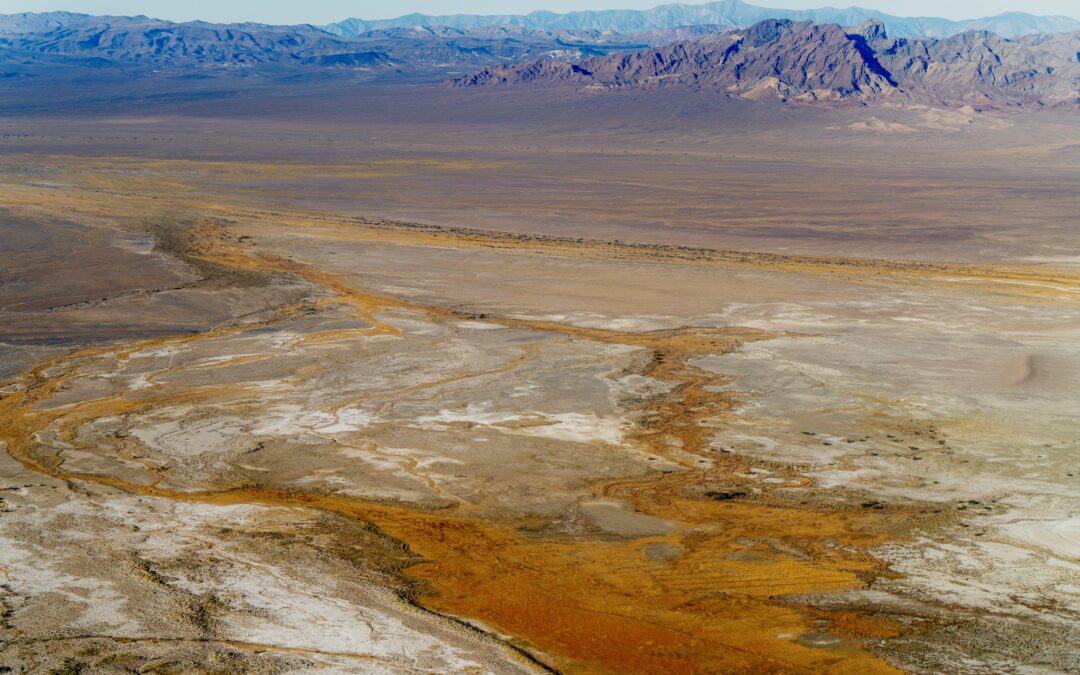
[1,9,1077,111]
[0,12,696,72]
[452,19,1080,109]
[0,12,747,74]
[325,0,1080,40]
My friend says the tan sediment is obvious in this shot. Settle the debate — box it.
[4,176,1080,305]
[256,213,1080,303]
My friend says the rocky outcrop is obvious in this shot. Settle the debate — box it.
[452,18,1080,108]
[453,20,899,102]
[871,29,1080,107]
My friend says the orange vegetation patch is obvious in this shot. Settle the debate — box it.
[191,489,904,675]
[0,351,906,675]
[811,609,907,641]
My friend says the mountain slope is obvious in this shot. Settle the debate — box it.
[453,19,1080,108]
[871,27,1080,107]
[326,1,1080,40]
[453,19,896,103]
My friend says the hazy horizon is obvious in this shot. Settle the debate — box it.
[2,0,1078,25]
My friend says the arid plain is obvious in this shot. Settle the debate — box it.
[1,83,1079,673]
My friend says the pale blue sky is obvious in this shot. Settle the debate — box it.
[2,0,1077,24]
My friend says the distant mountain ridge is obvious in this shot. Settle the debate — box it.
[0,14,386,69]
[453,19,1080,109]
[326,1,1080,40]
[0,12,681,72]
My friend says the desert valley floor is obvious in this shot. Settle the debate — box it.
[0,84,1079,673]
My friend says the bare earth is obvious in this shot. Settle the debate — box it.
[1,84,1078,673]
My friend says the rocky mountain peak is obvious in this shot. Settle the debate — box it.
[850,19,888,43]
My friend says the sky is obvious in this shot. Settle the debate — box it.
[1,0,1078,24]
